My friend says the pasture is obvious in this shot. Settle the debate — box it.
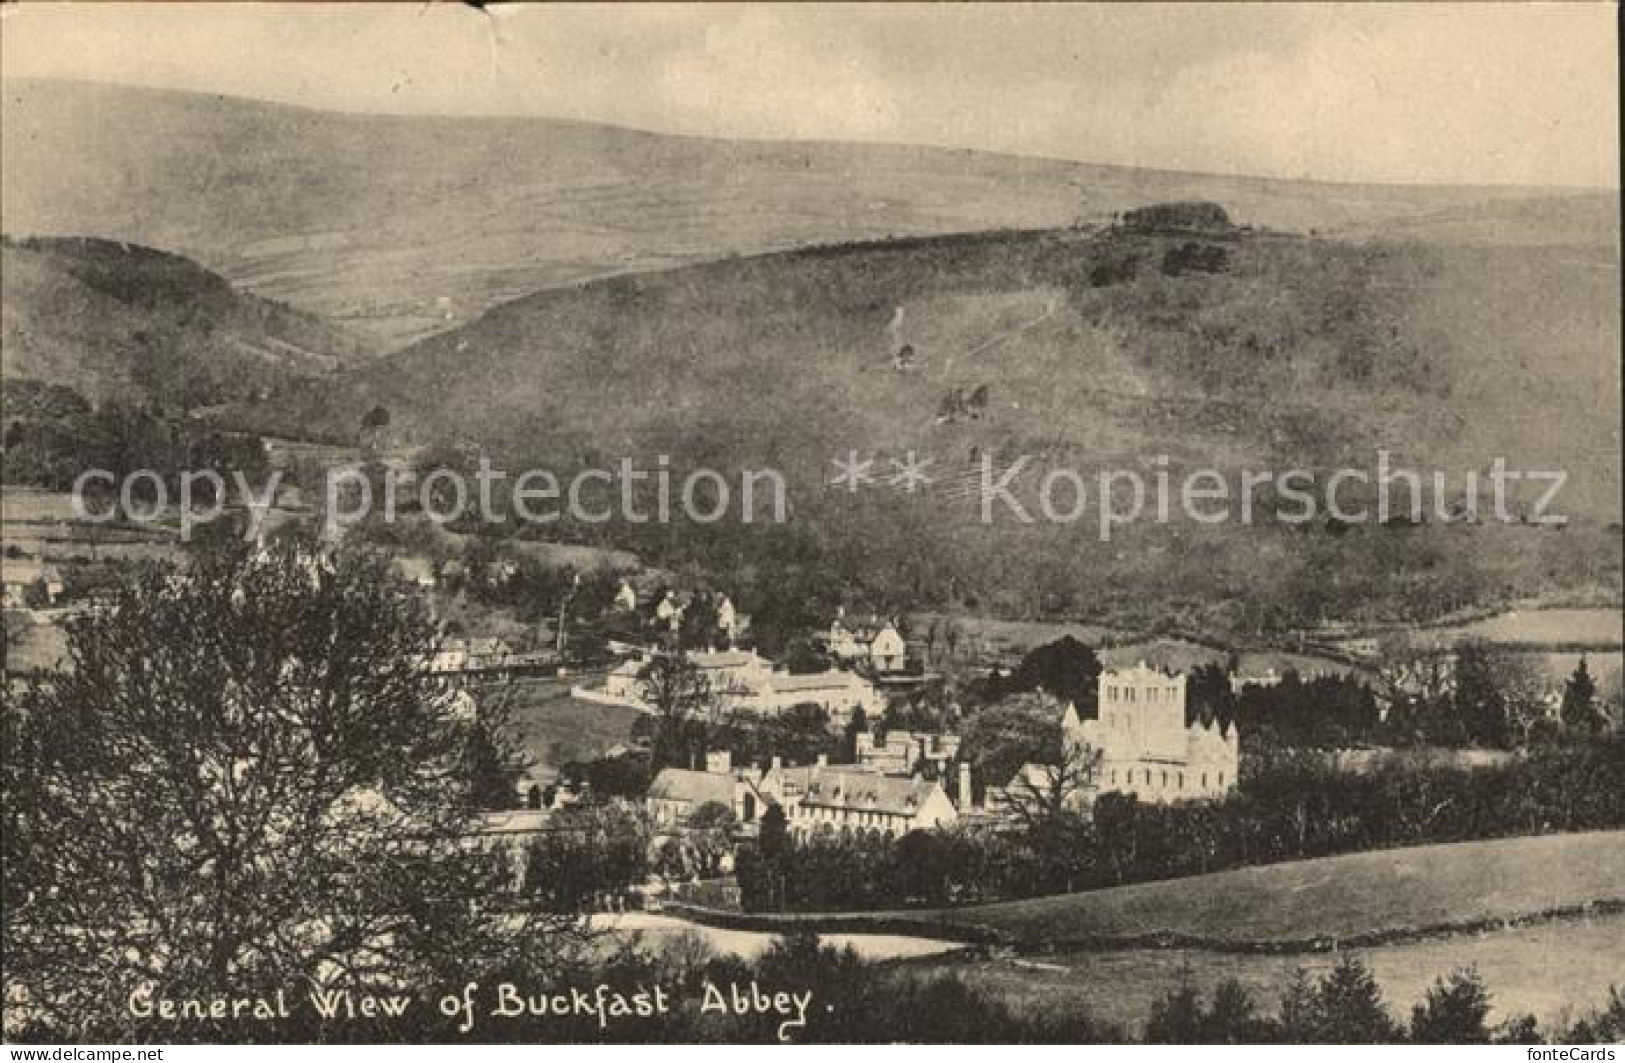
[925,831,1625,948]
[915,912,1625,1031]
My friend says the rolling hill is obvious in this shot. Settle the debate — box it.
[4,78,1614,346]
[669,830,1625,949]
[3,79,1618,631]
[931,830,1625,948]
[1,236,371,409]
[250,219,1622,633]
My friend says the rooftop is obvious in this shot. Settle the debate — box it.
[647,767,735,807]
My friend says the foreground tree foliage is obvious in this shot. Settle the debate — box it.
[2,543,587,1040]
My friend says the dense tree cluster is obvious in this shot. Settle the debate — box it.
[3,380,268,495]
[735,736,1625,913]
[3,544,586,1040]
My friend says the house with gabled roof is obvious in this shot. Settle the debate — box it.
[646,750,764,829]
[757,757,956,838]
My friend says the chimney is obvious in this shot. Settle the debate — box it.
[816,753,828,768]
[770,754,783,771]
[706,750,732,775]
[958,761,974,811]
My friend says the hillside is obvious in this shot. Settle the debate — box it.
[931,831,1625,948]
[5,78,1614,346]
[1,236,370,409]
[678,831,1625,950]
[255,222,1622,633]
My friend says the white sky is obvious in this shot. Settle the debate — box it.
[1,1,1617,187]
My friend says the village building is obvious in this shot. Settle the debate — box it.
[1,558,64,608]
[1064,662,1239,804]
[715,594,740,644]
[757,757,957,838]
[417,636,515,676]
[587,648,886,722]
[654,590,685,630]
[645,751,763,828]
[613,579,639,613]
[393,555,437,590]
[854,729,961,776]
[1230,667,1285,694]
[825,613,910,673]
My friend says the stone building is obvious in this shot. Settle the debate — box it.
[1064,661,1239,803]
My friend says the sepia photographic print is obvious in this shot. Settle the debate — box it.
[1,1,1622,1050]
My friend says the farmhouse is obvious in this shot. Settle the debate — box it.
[1065,662,1239,804]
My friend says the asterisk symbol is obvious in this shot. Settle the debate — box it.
[830,449,876,492]
[887,451,935,492]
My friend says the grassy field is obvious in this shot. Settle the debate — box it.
[494,673,644,773]
[925,831,1625,948]
[913,912,1625,1031]
[1437,607,1623,647]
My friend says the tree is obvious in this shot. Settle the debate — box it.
[1204,979,1269,1043]
[684,801,738,877]
[1374,642,1459,745]
[1144,970,1205,1043]
[1277,968,1321,1044]
[1564,985,1625,1043]
[1,607,32,673]
[1310,956,1398,1043]
[1410,968,1493,1044]
[463,718,521,810]
[3,543,586,1040]
[960,692,1066,787]
[677,593,723,651]
[20,578,52,610]
[1000,741,1103,832]
[778,636,831,675]
[639,653,718,770]
[843,705,870,762]
[1561,657,1607,735]
[995,636,1101,707]
[523,801,651,912]
[739,803,791,911]
[1454,640,1544,748]
[1186,661,1237,729]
